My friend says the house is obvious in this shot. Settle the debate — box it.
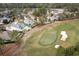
[0,16,11,24]
[46,14,59,24]
[46,9,64,23]
[0,9,12,24]
[24,16,34,26]
[50,9,64,15]
[6,21,31,32]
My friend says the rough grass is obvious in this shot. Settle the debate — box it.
[22,19,79,56]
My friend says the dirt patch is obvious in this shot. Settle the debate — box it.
[0,43,20,56]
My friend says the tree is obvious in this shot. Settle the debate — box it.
[56,47,65,56]
[56,42,79,56]
[64,42,79,56]
[33,6,47,25]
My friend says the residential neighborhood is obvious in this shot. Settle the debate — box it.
[0,8,66,32]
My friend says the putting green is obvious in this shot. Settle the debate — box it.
[39,29,56,46]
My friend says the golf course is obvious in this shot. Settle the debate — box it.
[17,19,79,56]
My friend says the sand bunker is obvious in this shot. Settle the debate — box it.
[60,31,68,41]
[55,45,60,48]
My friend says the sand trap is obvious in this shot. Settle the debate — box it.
[55,45,60,48]
[60,31,68,41]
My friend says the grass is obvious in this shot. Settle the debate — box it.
[9,31,23,42]
[21,19,79,56]
[39,29,56,46]
[9,31,19,40]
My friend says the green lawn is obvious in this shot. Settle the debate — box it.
[21,19,79,56]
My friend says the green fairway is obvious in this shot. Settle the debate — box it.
[22,19,79,56]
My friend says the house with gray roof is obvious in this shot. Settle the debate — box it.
[6,21,32,32]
